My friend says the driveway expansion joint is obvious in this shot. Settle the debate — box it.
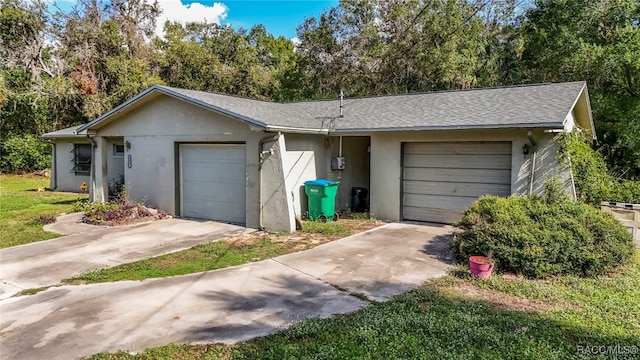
[270,258,376,304]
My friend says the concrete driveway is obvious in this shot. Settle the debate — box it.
[0,222,454,360]
[0,215,251,299]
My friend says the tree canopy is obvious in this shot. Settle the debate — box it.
[1,0,638,177]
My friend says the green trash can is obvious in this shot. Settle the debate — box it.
[304,179,340,221]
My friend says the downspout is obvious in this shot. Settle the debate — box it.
[337,135,343,209]
[258,132,281,230]
[87,135,97,201]
[527,131,537,195]
[528,151,537,195]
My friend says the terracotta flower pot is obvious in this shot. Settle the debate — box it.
[469,256,494,279]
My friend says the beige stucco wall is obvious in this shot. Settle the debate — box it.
[50,138,124,196]
[51,140,91,192]
[369,129,574,222]
[328,136,370,212]
[260,135,295,231]
[94,95,267,229]
[279,135,371,218]
[281,134,329,217]
[512,131,574,196]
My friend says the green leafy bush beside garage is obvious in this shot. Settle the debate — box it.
[452,190,634,279]
[559,133,640,206]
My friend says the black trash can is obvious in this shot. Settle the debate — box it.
[351,187,369,212]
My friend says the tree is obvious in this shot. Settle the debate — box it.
[288,0,490,99]
[0,0,79,138]
[520,0,640,178]
[51,0,162,118]
[157,22,293,99]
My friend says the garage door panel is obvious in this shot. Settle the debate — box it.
[182,198,246,222]
[403,154,511,170]
[182,146,245,159]
[403,194,478,212]
[182,168,245,183]
[404,168,512,184]
[402,141,511,223]
[182,184,244,203]
[403,181,511,198]
[404,142,512,155]
[403,207,461,224]
[180,144,246,224]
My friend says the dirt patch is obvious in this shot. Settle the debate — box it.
[157,258,183,267]
[448,284,561,312]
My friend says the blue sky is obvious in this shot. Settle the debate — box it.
[193,1,339,38]
[53,0,339,39]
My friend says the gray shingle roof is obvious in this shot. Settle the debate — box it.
[69,81,588,135]
[161,86,327,130]
[289,81,586,132]
[41,125,85,139]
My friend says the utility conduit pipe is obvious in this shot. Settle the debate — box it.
[258,132,281,230]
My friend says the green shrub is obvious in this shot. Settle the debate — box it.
[452,193,634,279]
[0,134,51,173]
[610,180,640,204]
[559,133,640,205]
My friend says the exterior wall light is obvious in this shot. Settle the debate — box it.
[522,143,530,155]
[125,141,131,150]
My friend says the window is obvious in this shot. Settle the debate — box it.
[72,144,91,175]
[113,144,125,157]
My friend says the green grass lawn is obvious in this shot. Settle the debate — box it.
[63,237,309,284]
[88,252,640,359]
[0,174,87,248]
[60,220,377,286]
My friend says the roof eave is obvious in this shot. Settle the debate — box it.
[332,123,566,133]
[41,133,86,139]
[77,85,269,133]
[265,125,329,135]
[581,84,597,140]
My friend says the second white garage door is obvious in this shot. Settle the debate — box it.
[402,142,512,224]
[180,144,246,224]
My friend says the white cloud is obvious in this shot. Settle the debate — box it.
[156,0,228,38]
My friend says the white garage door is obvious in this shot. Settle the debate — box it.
[402,142,512,224]
[180,144,246,224]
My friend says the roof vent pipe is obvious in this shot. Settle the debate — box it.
[339,88,344,118]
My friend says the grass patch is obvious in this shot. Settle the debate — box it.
[301,220,349,235]
[60,218,382,285]
[87,344,231,360]
[63,237,304,284]
[88,252,640,359]
[0,174,87,248]
[15,286,54,296]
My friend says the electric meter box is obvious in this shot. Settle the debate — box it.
[331,157,346,170]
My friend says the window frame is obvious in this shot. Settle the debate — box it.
[113,143,125,157]
[72,143,92,176]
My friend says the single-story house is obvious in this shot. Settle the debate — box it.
[42,81,595,232]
